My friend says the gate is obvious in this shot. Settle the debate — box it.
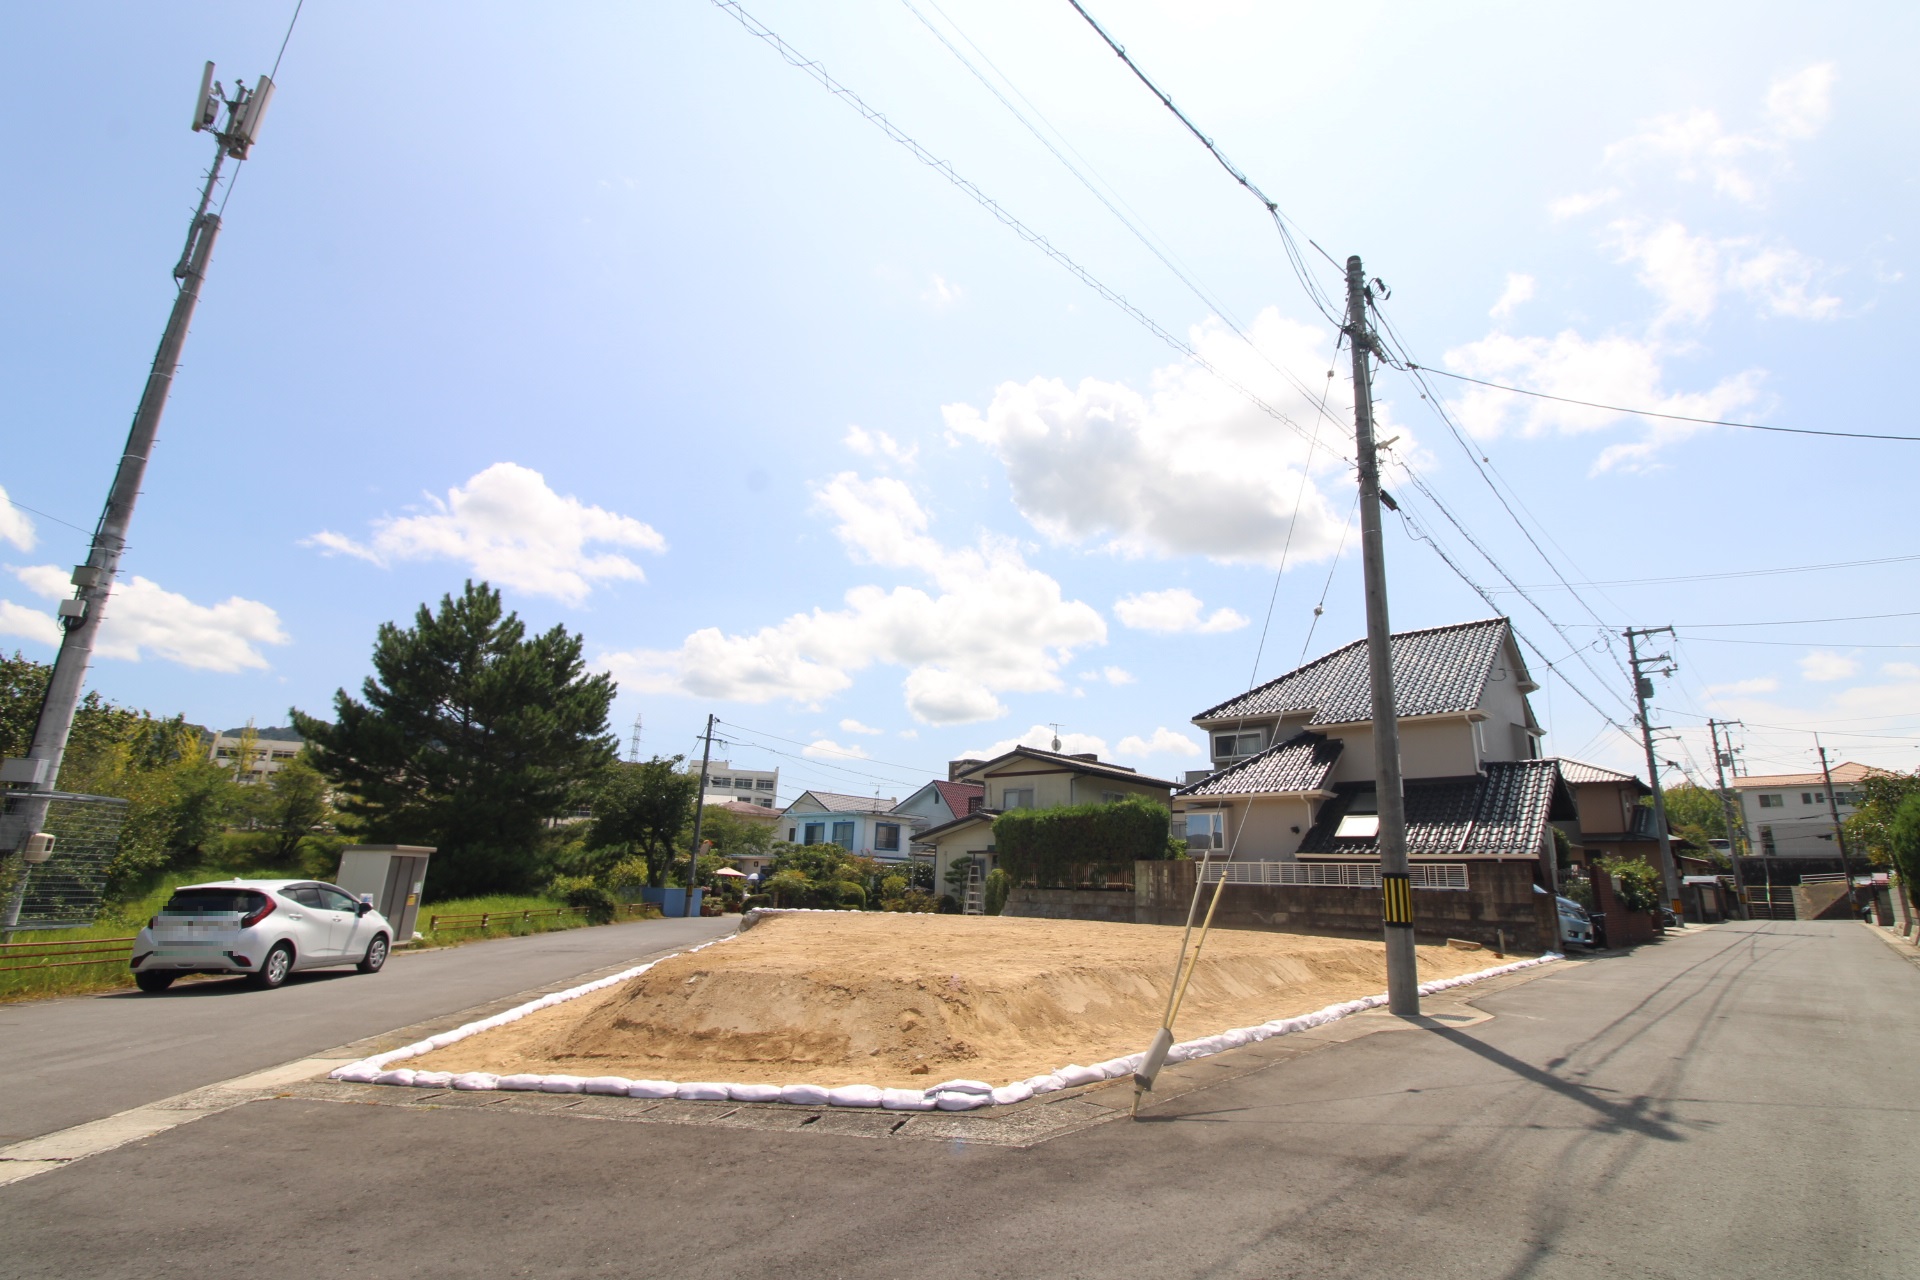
[1743,886,1795,921]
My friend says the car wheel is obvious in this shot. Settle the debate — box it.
[135,971,177,993]
[249,942,294,989]
[357,934,389,974]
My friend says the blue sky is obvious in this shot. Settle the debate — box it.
[4,0,1917,802]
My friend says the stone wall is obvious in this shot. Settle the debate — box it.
[1135,859,1559,955]
[1003,887,1137,924]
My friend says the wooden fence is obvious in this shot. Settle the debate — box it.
[0,936,136,973]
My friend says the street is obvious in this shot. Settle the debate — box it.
[0,914,735,1146]
[2,920,1915,1278]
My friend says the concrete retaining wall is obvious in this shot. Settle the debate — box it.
[1003,887,1136,923]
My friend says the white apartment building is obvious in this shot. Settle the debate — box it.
[207,726,305,786]
[1728,762,1884,860]
[689,760,779,809]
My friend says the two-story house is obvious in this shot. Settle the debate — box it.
[779,791,909,862]
[1729,763,1886,864]
[1549,759,1665,874]
[915,748,1178,911]
[1174,618,1577,882]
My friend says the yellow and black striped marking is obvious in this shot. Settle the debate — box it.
[1381,872,1414,927]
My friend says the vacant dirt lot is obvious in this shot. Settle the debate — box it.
[411,912,1504,1087]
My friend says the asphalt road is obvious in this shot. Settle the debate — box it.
[0,914,734,1145]
[3,921,1916,1279]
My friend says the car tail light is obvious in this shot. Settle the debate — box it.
[240,895,275,928]
[148,916,157,929]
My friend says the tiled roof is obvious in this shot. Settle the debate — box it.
[1297,760,1571,859]
[912,810,999,842]
[930,780,985,819]
[785,790,897,815]
[1177,732,1343,797]
[960,746,1179,790]
[1728,762,1892,789]
[1194,618,1515,725]
[1553,758,1641,786]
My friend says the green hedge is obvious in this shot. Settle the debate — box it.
[992,798,1174,888]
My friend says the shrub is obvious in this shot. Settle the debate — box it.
[983,867,1011,916]
[742,892,772,911]
[992,797,1174,888]
[883,889,938,913]
[606,855,651,901]
[1597,856,1664,913]
[880,875,907,900]
[836,882,867,910]
[936,893,960,914]
[562,882,618,925]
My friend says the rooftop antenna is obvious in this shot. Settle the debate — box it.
[1049,724,1063,753]
[3,62,277,938]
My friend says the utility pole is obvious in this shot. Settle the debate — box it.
[683,714,717,917]
[1707,719,1748,918]
[1,65,273,934]
[1624,627,1682,914]
[1346,255,1418,1017]
[1816,737,1861,915]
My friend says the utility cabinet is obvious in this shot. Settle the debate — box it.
[336,845,434,944]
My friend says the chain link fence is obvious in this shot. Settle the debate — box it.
[2,790,130,932]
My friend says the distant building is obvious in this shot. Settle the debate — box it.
[207,726,304,786]
[687,759,779,809]
[779,790,905,861]
[1729,763,1887,861]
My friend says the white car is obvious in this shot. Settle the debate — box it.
[131,879,394,992]
[1556,895,1594,948]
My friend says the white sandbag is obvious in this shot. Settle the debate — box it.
[924,1079,993,1096]
[990,1082,1035,1106]
[626,1080,679,1099]
[371,1069,417,1087]
[1220,1028,1253,1048]
[1055,1064,1103,1088]
[496,1073,546,1091]
[778,1083,831,1106]
[676,1082,731,1101]
[1025,1073,1066,1094]
[880,1088,937,1111]
[450,1072,499,1091]
[582,1076,634,1096]
[411,1071,455,1088]
[826,1084,884,1108]
[425,1032,462,1049]
[1090,1058,1135,1079]
[332,1064,377,1083]
[727,1083,784,1103]
[932,1091,988,1111]
[400,1041,437,1058]
[538,1075,586,1094]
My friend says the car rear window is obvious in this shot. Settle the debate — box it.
[162,888,266,915]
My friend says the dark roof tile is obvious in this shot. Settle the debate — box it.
[1176,731,1342,797]
[1297,760,1568,859]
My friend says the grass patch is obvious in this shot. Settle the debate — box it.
[413,895,603,946]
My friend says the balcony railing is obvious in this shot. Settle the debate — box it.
[1197,861,1469,890]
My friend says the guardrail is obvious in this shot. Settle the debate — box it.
[0,936,136,973]
[424,903,655,933]
[1198,861,1470,890]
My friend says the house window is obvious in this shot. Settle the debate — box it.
[1187,812,1226,851]
[1214,732,1262,760]
[1002,788,1035,809]
[1100,791,1127,805]
[875,823,901,851]
[803,822,825,845]
[1759,824,1777,855]
[1800,792,1824,805]
[759,799,773,808]
[786,828,796,841]
[756,779,775,790]
[1834,791,1863,806]
[1335,813,1380,840]
[832,820,856,846]
[711,777,732,788]
[1757,794,1784,809]
[967,795,983,813]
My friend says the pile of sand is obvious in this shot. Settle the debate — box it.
[411,913,1507,1089]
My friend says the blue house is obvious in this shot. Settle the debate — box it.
[779,790,908,862]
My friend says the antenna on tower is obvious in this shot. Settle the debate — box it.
[627,712,643,763]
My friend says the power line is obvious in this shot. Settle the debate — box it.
[706,0,1326,452]
[0,499,93,538]
[1677,635,1920,650]
[1662,609,1920,630]
[1409,365,1920,443]
[1478,552,1920,591]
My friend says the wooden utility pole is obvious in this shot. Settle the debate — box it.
[684,715,717,917]
[1625,627,1682,913]
[1708,719,1747,915]
[1815,737,1861,916]
[1345,256,1418,1016]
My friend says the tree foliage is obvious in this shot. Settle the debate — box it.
[1844,770,1920,872]
[583,756,698,887]
[1884,791,1920,908]
[991,797,1174,888]
[1597,854,1665,913]
[291,582,617,899]
[1660,784,1731,855]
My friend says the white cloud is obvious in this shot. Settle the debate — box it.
[962,724,1110,761]
[1765,63,1837,141]
[801,738,870,761]
[1705,676,1779,698]
[1799,651,1859,682]
[1114,587,1250,635]
[1489,273,1536,321]
[1078,665,1136,686]
[1549,188,1620,220]
[306,463,663,605]
[0,486,35,552]
[924,274,963,308]
[1597,65,1833,206]
[843,425,919,468]
[943,308,1355,568]
[0,599,59,646]
[1882,662,1920,681]
[1443,326,1765,473]
[1116,727,1203,758]
[838,718,884,736]
[604,474,1105,724]
[1607,219,1840,329]
[10,565,288,672]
